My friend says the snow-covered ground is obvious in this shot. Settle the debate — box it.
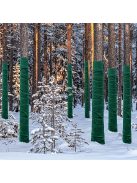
[0,102,137,160]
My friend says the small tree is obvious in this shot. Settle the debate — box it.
[65,122,88,152]
[30,124,58,154]
[31,76,71,153]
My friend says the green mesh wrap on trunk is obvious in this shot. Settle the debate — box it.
[19,57,29,143]
[91,61,105,144]
[2,63,8,119]
[67,63,73,118]
[123,65,131,144]
[108,68,117,132]
[84,60,90,118]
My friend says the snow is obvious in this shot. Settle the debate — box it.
[0,102,137,159]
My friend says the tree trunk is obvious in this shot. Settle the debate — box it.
[108,23,117,132]
[19,23,29,143]
[122,23,131,144]
[44,26,48,84]
[84,23,90,118]
[118,23,122,117]
[67,23,73,118]
[49,42,52,76]
[130,28,133,111]
[31,23,41,112]
[2,23,8,119]
[91,23,105,144]
[103,24,108,105]
[135,32,137,110]
[9,24,14,111]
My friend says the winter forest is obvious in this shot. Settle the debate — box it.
[0,23,137,159]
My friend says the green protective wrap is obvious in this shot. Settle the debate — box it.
[108,68,117,132]
[2,63,8,119]
[67,63,73,118]
[91,61,105,144]
[19,57,29,143]
[123,65,131,144]
[84,60,90,118]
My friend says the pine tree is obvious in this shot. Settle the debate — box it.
[30,124,58,154]
[9,24,14,111]
[2,24,8,119]
[135,29,137,110]
[108,23,117,132]
[91,23,105,144]
[84,23,90,118]
[67,23,73,118]
[66,122,88,152]
[31,23,41,112]
[72,23,84,107]
[43,25,48,83]
[103,23,109,105]
[19,23,29,143]
[118,23,122,117]
[123,23,131,144]
[31,76,71,151]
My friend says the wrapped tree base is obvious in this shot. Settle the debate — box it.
[91,61,105,144]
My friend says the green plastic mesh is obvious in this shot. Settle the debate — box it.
[67,63,73,118]
[2,63,8,119]
[108,68,117,132]
[123,65,131,144]
[91,61,105,144]
[19,57,29,143]
[84,60,90,118]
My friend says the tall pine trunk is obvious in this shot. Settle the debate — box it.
[67,23,73,118]
[91,23,105,144]
[44,25,48,84]
[108,24,117,132]
[135,33,137,110]
[2,24,8,119]
[130,29,133,111]
[19,23,29,143]
[123,24,131,144]
[84,23,90,118]
[9,24,14,111]
[103,24,108,105]
[31,23,41,112]
[118,23,122,117]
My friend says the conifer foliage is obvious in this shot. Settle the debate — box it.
[30,76,71,153]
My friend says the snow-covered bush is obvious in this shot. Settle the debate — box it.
[0,114,18,138]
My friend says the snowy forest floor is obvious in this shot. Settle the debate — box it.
[0,102,137,160]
